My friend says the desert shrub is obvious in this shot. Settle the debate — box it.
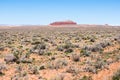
[31,42,46,51]
[4,54,17,63]
[38,76,47,80]
[57,42,76,53]
[32,41,41,45]
[30,42,47,55]
[114,36,120,44]
[52,43,57,46]
[15,65,22,73]
[80,49,91,57]
[65,48,73,54]
[57,45,64,51]
[54,59,68,69]
[63,42,75,49]
[44,38,49,42]
[74,44,79,48]
[114,37,118,41]
[80,76,92,80]
[82,41,111,52]
[29,66,39,74]
[118,48,120,50]
[38,50,45,55]
[115,54,120,62]
[39,65,45,70]
[0,47,4,51]
[51,56,56,60]
[13,49,22,59]
[0,63,6,76]
[32,66,39,74]
[8,41,12,44]
[45,62,54,69]
[45,52,52,56]
[99,41,111,48]
[75,37,81,41]
[71,53,80,62]
[18,45,23,49]
[90,45,103,52]
[63,44,71,49]
[13,49,32,63]
[11,71,28,80]
[112,69,120,80]
[82,36,88,40]
[51,73,64,80]
[35,43,46,50]
[84,66,97,74]
[66,66,79,74]
[10,49,32,64]
[19,58,32,63]
[21,71,27,77]
[94,60,106,70]
[82,46,91,52]
[89,45,103,52]
[25,52,31,58]
[90,38,95,42]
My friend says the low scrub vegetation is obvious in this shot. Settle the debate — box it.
[0,26,120,80]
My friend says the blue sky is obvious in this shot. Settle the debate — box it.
[0,0,120,25]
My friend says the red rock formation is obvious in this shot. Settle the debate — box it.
[50,20,77,25]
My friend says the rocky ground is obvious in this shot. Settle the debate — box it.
[0,26,120,80]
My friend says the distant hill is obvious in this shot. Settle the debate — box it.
[50,20,77,25]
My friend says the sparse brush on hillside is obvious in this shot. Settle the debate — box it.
[0,26,120,80]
